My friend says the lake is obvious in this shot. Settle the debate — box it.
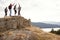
[41,28,60,32]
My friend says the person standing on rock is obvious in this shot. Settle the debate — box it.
[4,7,8,16]
[8,3,14,16]
[14,5,17,16]
[18,5,21,16]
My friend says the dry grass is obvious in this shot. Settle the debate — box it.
[0,26,59,40]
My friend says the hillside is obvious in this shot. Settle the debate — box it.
[0,16,60,40]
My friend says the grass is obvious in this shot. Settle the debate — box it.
[0,26,60,40]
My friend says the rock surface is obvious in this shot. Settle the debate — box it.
[0,16,31,32]
[0,16,60,40]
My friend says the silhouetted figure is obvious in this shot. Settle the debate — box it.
[8,3,14,16]
[18,5,21,16]
[4,7,8,16]
[14,5,17,16]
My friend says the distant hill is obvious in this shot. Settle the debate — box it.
[32,22,60,28]
[43,22,60,26]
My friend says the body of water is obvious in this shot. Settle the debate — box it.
[41,28,60,32]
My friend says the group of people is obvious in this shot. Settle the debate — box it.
[4,3,21,16]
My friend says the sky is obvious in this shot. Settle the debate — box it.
[0,0,60,22]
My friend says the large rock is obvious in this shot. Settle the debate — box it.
[0,16,60,40]
[0,16,31,32]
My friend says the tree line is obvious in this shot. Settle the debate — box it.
[50,28,60,35]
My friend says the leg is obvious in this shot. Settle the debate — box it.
[10,9,12,16]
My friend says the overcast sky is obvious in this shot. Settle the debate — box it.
[0,0,60,22]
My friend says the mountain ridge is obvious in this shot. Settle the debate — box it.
[32,22,60,28]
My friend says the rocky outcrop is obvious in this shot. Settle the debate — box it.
[0,16,31,32]
[0,16,60,40]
